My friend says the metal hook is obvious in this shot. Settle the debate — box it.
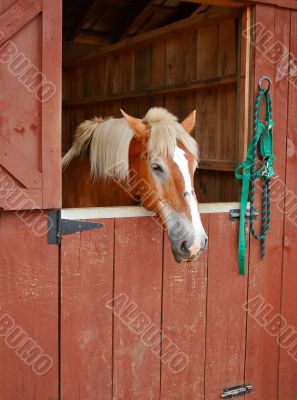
[258,76,272,92]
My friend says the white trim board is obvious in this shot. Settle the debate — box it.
[61,202,246,220]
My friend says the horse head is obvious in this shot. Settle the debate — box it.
[121,108,208,262]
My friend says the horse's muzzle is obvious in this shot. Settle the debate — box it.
[166,214,208,262]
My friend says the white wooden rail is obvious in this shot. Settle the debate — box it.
[61,202,244,220]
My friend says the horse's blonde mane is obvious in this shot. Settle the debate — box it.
[62,107,198,181]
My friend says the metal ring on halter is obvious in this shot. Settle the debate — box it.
[258,76,272,92]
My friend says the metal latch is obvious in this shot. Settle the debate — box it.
[229,208,258,221]
[221,384,253,398]
[48,210,103,244]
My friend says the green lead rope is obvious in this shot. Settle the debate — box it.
[235,77,275,275]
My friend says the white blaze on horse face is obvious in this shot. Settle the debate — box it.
[173,146,205,253]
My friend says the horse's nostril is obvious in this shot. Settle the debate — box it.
[201,237,208,251]
[180,240,188,254]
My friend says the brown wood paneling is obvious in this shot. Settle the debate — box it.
[62,12,241,204]
[113,217,163,399]
[134,46,151,90]
[0,211,58,400]
[217,85,237,161]
[61,219,114,400]
[189,0,297,9]
[196,88,219,161]
[238,6,252,163]
[196,170,240,203]
[165,34,183,86]
[218,18,237,76]
[160,214,209,400]
[151,40,166,88]
[196,24,219,79]
[63,9,240,70]
[196,85,237,164]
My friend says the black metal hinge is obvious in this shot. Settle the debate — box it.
[221,384,253,398]
[48,210,103,244]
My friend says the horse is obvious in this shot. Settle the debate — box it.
[62,107,208,262]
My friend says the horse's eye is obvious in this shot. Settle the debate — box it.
[151,163,164,174]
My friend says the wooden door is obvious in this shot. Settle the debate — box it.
[0,1,61,399]
[0,210,59,400]
[60,209,249,399]
[0,0,62,210]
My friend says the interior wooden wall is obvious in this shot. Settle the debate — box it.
[62,9,243,202]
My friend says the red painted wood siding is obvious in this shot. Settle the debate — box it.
[245,4,297,400]
[161,214,209,400]
[1,1,297,399]
[61,219,114,400]
[60,214,249,399]
[0,211,59,399]
[0,0,61,210]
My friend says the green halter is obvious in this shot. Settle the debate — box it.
[235,77,275,275]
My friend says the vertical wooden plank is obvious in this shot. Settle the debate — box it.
[151,40,166,89]
[182,30,197,83]
[84,103,98,121]
[218,18,237,76]
[126,51,135,93]
[160,214,209,400]
[196,88,219,161]
[195,170,218,203]
[97,101,105,118]
[104,56,114,95]
[196,24,219,79]
[217,85,237,162]
[150,94,165,108]
[113,53,125,95]
[205,213,248,400]
[93,59,105,96]
[61,219,114,400]
[42,0,62,208]
[113,217,163,399]
[121,97,139,117]
[104,101,114,118]
[245,5,290,400]
[68,106,83,148]
[62,69,70,153]
[83,64,93,97]
[137,97,151,119]
[165,94,182,117]
[165,34,183,86]
[278,9,297,400]
[112,100,123,118]
[68,68,78,100]
[165,92,196,121]
[0,211,58,400]
[62,106,69,154]
[134,46,151,90]
[112,51,134,94]
[238,7,252,163]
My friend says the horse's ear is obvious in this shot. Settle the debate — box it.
[120,109,149,140]
[181,110,196,134]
